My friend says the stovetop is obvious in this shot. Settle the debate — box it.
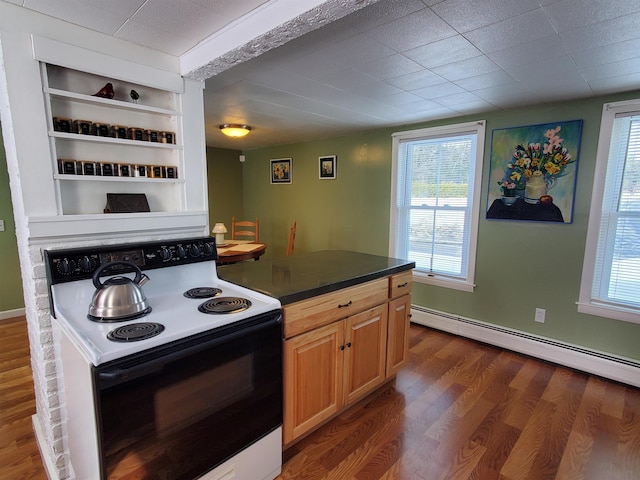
[45,238,282,366]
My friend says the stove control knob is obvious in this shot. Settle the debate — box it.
[159,247,172,261]
[203,243,214,256]
[189,244,201,257]
[79,256,95,272]
[177,245,186,258]
[57,258,73,275]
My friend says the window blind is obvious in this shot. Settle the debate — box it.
[591,114,640,309]
[393,132,477,281]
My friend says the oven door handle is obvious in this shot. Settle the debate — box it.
[96,310,282,387]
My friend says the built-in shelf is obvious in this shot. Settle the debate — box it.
[53,174,184,184]
[45,87,180,116]
[41,61,185,218]
[49,131,182,150]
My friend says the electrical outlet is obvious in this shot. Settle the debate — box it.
[0,219,4,232]
[535,308,546,323]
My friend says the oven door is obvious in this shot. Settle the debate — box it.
[93,310,283,480]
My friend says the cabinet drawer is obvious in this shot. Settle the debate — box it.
[283,278,388,338]
[389,271,412,299]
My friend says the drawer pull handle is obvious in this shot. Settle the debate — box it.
[397,282,408,288]
[346,342,352,348]
[338,300,352,308]
[340,344,345,351]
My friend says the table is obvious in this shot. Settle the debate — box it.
[216,239,266,264]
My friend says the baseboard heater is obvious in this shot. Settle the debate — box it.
[411,305,640,388]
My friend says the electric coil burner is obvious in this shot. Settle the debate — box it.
[184,287,223,298]
[88,306,152,323]
[198,297,252,314]
[107,322,165,342]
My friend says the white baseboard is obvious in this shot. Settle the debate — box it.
[32,414,60,480]
[411,306,640,388]
[0,307,26,320]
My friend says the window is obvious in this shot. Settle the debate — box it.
[389,121,485,292]
[579,100,640,324]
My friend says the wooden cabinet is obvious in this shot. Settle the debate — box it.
[283,273,412,445]
[343,304,388,405]
[284,321,343,443]
[386,271,412,377]
[386,294,411,377]
[283,304,387,444]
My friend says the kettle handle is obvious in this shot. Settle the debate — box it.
[92,261,144,290]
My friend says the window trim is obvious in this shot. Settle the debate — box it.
[578,99,640,324]
[389,120,485,292]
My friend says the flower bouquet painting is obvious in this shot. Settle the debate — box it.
[487,120,582,223]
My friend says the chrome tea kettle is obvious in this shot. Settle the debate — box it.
[88,261,151,321]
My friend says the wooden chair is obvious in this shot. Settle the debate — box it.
[231,217,259,242]
[286,221,296,256]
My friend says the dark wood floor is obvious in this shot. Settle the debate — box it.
[1,317,639,480]
[0,316,46,480]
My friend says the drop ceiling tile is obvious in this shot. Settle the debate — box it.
[473,83,539,108]
[582,57,640,82]
[412,81,467,100]
[23,0,139,34]
[433,91,482,107]
[464,8,557,54]
[528,79,593,100]
[385,69,447,91]
[378,91,431,106]
[355,54,424,80]
[244,69,343,101]
[544,0,640,32]
[116,20,194,56]
[405,35,482,69]
[431,55,501,82]
[133,0,225,49]
[506,54,580,82]
[561,13,640,52]
[572,38,640,69]
[366,7,457,52]
[589,72,640,95]
[450,99,498,115]
[487,34,569,69]
[285,32,397,76]
[347,81,404,98]
[431,0,536,32]
[343,0,428,32]
[313,68,380,91]
[189,0,268,18]
[390,98,443,111]
[132,0,210,32]
[455,70,517,91]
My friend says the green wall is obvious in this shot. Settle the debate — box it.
[206,147,245,238]
[0,126,24,311]
[240,91,640,361]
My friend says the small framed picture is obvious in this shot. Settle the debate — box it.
[319,155,336,179]
[270,158,292,184]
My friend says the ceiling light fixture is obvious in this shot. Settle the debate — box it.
[219,124,251,138]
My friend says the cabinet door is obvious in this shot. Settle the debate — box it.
[283,322,344,444]
[343,304,388,405]
[386,294,411,377]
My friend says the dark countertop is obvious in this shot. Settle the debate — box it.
[217,250,415,305]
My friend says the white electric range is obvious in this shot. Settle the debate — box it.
[45,237,283,480]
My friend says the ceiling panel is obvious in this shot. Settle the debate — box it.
[8,0,640,150]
